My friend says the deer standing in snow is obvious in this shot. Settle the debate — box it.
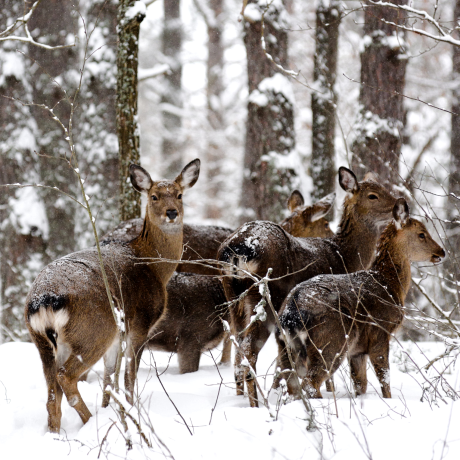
[25,159,200,433]
[100,191,336,373]
[218,167,397,407]
[276,198,445,399]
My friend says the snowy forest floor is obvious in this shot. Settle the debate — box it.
[1,335,459,460]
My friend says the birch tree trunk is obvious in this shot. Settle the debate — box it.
[117,0,145,221]
[161,0,183,177]
[311,0,342,202]
[351,0,407,187]
[239,0,298,224]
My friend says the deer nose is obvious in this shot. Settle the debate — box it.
[166,209,178,220]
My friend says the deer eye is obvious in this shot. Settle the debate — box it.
[419,233,426,240]
[368,194,378,200]
[325,223,329,229]
[151,195,158,201]
[177,194,182,200]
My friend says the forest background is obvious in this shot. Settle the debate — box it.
[1,0,459,346]
[1,1,460,459]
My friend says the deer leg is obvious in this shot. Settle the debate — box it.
[178,345,201,374]
[304,348,344,399]
[325,378,335,393]
[57,354,92,425]
[124,334,148,405]
[102,337,120,408]
[231,310,247,396]
[273,334,301,397]
[369,346,391,398]
[234,344,245,396]
[33,333,63,433]
[218,332,232,366]
[349,353,368,396]
[241,322,271,408]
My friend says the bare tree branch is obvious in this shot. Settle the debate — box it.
[0,0,76,50]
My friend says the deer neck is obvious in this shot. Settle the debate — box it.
[332,209,380,272]
[129,217,183,285]
[372,224,412,303]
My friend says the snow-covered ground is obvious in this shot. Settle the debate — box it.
[1,335,459,459]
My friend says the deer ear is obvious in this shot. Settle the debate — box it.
[339,167,359,193]
[363,171,379,183]
[130,164,153,193]
[287,190,304,212]
[309,192,336,222]
[175,159,200,190]
[393,198,410,228]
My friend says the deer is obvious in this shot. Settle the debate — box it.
[217,167,398,407]
[99,191,336,374]
[24,159,200,433]
[275,198,445,399]
[102,190,335,275]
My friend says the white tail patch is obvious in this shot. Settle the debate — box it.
[237,258,259,276]
[29,308,70,336]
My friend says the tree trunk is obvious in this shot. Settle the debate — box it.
[117,0,145,221]
[76,0,119,246]
[311,1,341,202]
[202,0,225,220]
[161,0,183,177]
[240,0,298,224]
[351,0,407,187]
[0,0,77,341]
[444,0,460,314]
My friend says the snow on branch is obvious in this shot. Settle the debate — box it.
[0,0,75,50]
[368,0,460,47]
[138,64,170,82]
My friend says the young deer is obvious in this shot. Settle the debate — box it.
[24,159,200,433]
[276,198,445,399]
[100,192,336,373]
[102,190,335,275]
[217,167,397,407]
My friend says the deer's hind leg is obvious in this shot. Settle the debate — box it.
[56,353,93,425]
[369,340,391,398]
[240,320,272,408]
[349,353,368,396]
[32,332,63,433]
[102,336,120,407]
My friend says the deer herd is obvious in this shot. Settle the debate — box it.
[24,160,445,432]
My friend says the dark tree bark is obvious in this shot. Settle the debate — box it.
[351,1,407,187]
[161,0,183,177]
[311,0,342,202]
[117,0,145,221]
[28,0,79,259]
[240,0,298,224]
[0,0,78,341]
[444,0,460,312]
[196,0,226,220]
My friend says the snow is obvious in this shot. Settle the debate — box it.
[125,1,147,21]
[9,186,49,239]
[258,73,296,106]
[1,338,460,459]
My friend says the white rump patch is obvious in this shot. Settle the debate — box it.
[29,308,69,336]
[238,259,259,276]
